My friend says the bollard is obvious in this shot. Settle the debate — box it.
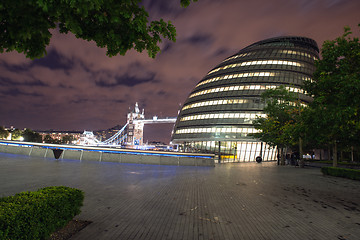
[256,156,262,163]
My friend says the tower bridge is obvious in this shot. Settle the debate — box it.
[78,103,176,147]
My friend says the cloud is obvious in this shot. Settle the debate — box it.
[0,0,359,143]
[0,87,43,97]
[0,76,47,87]
[184,33,214,45]
[95,72,156,87]
[31,49,73,70]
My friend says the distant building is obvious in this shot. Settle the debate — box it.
[171,36,319,162]
[37,130,81,143]
[77,131,99,145]
[94,125,123,142]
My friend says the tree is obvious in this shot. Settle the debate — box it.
[43,134,54,144]
[0,126,9,139]
[62,135,75,144]
[252,86,302,165]
[11,129,23,140]
[22,129,42,143]
[303,24,360,166]
[0,0,197,59]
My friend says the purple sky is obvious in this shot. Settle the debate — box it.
[1,0,359,143]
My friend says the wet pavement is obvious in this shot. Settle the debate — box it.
[1,152,360,240]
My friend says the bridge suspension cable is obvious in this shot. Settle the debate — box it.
[101,122,129,145]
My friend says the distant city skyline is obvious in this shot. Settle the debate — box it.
[1,0,359,143]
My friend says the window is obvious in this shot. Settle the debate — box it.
[188,84,304,99]
[207,60,303,75]
[175,127,259,135]
[179,112,266,122]
[196,71,277,87]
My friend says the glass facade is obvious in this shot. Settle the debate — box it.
[171,36,319,162]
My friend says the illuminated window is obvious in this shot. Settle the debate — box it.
[279,50,318,60]
[180,112,266,121]
[175,127,259,135]
[196,71,277,87]
[222,52,251,62]
[189,85,304,98]
[182,99,250,111]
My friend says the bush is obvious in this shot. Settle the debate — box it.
[306,159,360,166]
[0,186,84,240]
[321,167,360,181]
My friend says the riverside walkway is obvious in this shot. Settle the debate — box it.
[1,152,360,240]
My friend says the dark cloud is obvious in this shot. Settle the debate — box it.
[295,0,316,12]
[0,0,359,143]
[57,83,74,89]
[0,62,28,72]
[326,0,352,8]
[159,42,174,55]
[69,98,90,104]
[0,77,47,87]
[31,50,73,71]
[157,90,167,96]
[142,0,186,17]
[0,88,43,97]
[212,47,233,58]
[184,33,214,45]
[95,72,156,87]
[111,99,125,103]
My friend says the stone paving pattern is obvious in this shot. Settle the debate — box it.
[1,152,360,240]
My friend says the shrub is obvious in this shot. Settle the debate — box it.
[321,167,360,181]
[306,159,360,166]
[0,186,84,240]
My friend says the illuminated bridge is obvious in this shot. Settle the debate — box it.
[78,103,177,147]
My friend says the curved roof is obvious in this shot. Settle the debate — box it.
[172,36,319,143]
[243,36,319,53]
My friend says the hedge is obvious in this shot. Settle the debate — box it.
[321,167,360,181]
[306,160,360,166]
[0,186,84,240]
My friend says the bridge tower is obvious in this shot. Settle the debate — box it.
[127,102,145,145]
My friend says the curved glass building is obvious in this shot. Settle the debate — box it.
[171,36,319,162]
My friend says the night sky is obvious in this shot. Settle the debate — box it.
[0,0,359,143]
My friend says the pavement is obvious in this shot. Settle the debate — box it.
[1,152,360,240]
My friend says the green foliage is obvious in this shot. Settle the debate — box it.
[0,0,197,59]
[43,134,54,144]
[10,129,23,141]
[43,134,74,144]
[0,126,9,139]
[252,86,301,149]
[180,0,198,7]
[0,186,84,240]
[302,24,360,162]
[321,166,360,181]
[62,135,75,144]
[252,24,360,164]
[22,129,42,143]
[308,160,360,166]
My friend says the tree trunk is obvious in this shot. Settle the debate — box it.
[281,147,286,165]
[351,146,354,162]
[333,141,338,167]
[299,137,304,168]
[278,148,284,165]
[340,151,343,162]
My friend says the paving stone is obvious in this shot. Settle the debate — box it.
[1,152,360,240]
